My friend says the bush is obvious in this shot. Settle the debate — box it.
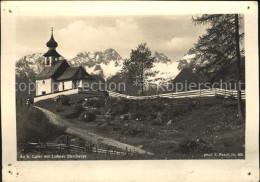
[94,98,106,108]
[149,113,157,120]
[74,104,84,113]
[81,111,96,122]
[104,115,112,125]
[56,108,64,112]
[178,139,213,154]
[126,125,145,137]
[111,104,128,116]
[132,111,146,121]
[152,118,163,126]
[64,103,84,119]
[83,97,106,108]
[60,95,70,106]
[92,109,102,115]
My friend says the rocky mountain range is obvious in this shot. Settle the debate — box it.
[15,48,180,84]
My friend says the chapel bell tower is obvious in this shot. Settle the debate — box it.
[43,28,61,67]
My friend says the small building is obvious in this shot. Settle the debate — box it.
[35,28,94,96]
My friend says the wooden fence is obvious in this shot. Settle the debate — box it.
[16,98,28,107]
[27,139,135,156]
[108,88,246,100]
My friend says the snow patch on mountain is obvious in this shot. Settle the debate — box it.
[154,52,172,63]
[147,61,180,84]
[15,48,178,84]
[16,53,44,75]
[69,49,123,80]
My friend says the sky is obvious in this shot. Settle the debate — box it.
[15,15,207,61]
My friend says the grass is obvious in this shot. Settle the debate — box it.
[16,106,66,143]
[16,106,69,158]
[34,94,245,159]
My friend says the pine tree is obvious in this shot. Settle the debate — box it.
[122,43,155,96]
[190,14,244,118]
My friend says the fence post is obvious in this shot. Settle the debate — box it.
[59,145,62,154]
[38,139,41,153]
[20,98,23,107]
[85,145,88,154]
[66,136,69,146]
[200,89,201,97]
[90,144,92,154]
[126,147,128,155]
[113,148,115,155]
[96,145,98,154]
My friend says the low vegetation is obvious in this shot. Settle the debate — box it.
[17,107,66,144]
[34,94,245,159]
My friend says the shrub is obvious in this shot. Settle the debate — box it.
[178,139,213,154]
[83,97,106,108]
[152,118,163,126]
[149,113,157,120]
[64,103,84,119]
[92,109,102,115]
[111,104,128,116]
[81,111,96,122]
[104,115,112,125]
[56,108,64,112]
[60,95,70,106]
[94,98,106,108]
[132,111,146,121]
[74,104,84,113]
[148,101,165,112]
[125,125,145,137]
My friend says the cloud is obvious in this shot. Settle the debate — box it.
[165,37,197,51]
[15,16,206,62]
[15,44,45,60]
[55,18,144,59]
[146,36,198,62]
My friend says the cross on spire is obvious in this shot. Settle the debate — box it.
[46,27,58,48]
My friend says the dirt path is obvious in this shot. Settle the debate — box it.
[35,106,153,155]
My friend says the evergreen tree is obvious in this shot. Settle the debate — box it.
[122,43,155,96]
[190,14,244,118]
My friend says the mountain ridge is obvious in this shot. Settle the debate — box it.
[16,49,178,83]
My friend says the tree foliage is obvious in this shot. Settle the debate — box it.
[186,14,244,82]
[122,43,155,95]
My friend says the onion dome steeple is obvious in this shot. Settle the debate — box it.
[43,28,62,67]
[46,27,58,48]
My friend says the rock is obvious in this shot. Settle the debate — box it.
[167,120,172,125]
[120,114,129,120]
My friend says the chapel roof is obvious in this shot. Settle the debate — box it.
[43,49,61,57]
[36,60,70,80]
[56,66,93,81]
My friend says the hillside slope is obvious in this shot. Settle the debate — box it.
[35,95,245,159]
